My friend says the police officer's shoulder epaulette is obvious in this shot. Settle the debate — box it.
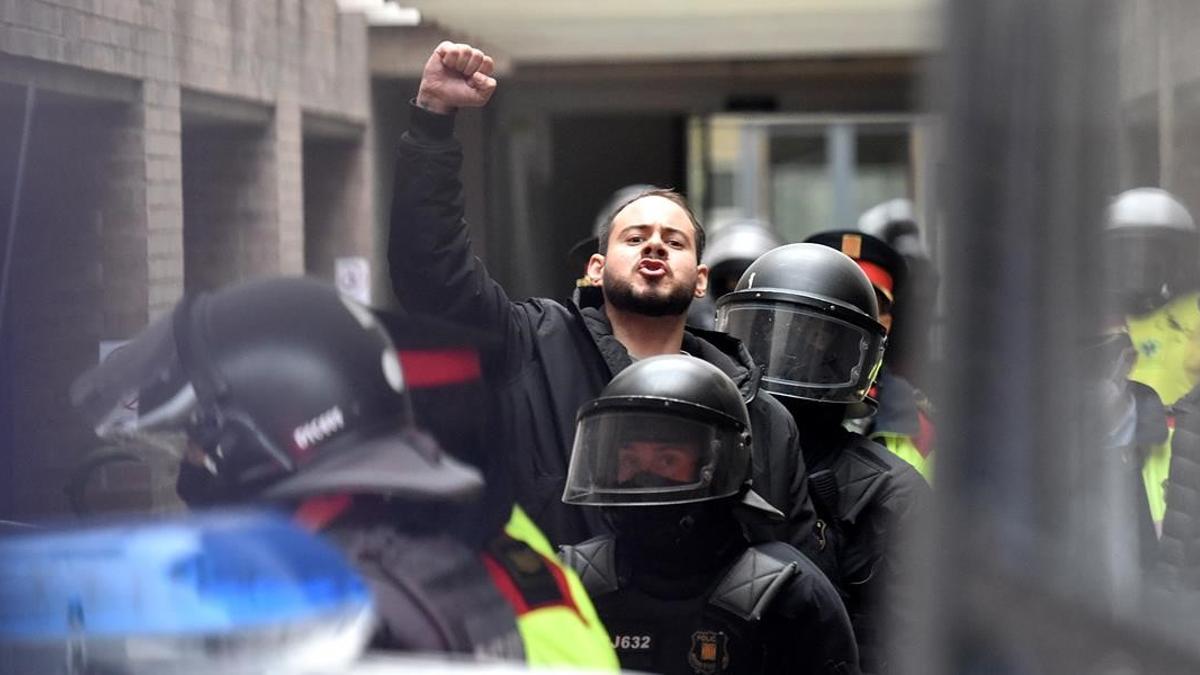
[709,542,801,621]
[487,535,572,613]
[835,438,897,523]
[559,536,619,597]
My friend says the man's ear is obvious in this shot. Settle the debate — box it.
[694,264,710,298]
[586,254,606,286]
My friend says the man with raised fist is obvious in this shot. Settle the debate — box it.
[387,43,822,569]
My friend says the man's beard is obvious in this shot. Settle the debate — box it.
[603,268,695,317]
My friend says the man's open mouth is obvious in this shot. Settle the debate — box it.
[637,259,668,278]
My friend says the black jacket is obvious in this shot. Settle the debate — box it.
[327,517,524,658]
[799,419,932,675]
[1125,381,1168,566]
[324,498,595,660]
[562,533,860,675]
[388,104,816,551]
[1160,383,1199,586]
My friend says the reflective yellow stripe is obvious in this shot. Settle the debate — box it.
[505,506,556,558]
[504,507,620,670]
[1142,429,1174,536]
[875,432,934,484]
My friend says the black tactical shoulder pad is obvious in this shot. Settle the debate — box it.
[559,535,619,597]
[709,541,800,621]
[834,438,894,524]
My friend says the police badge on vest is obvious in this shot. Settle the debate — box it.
[689,630,731,674]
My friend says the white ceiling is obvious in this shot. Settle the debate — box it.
[398,0,942,63]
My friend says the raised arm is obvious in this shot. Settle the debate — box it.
[388,43,528,365]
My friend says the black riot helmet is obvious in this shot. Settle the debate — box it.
[562,355,753,507]
[702,219,784,299]
[716,243,887,405]
[70,277,483,502]
[1103,187,1200,315]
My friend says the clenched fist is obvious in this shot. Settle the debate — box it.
[415,42,497,114]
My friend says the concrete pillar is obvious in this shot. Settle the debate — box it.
[275,101,306,276]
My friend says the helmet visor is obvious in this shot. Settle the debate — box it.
[69,310,198,457]
[717,301,885,403]
[562,410,747,506]
[1102,231,1180,312]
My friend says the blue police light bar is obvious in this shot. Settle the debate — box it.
[0,509,375,673]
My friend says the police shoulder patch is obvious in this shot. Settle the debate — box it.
[483,534,580,618]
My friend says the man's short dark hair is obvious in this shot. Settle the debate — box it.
[597,188,706,262]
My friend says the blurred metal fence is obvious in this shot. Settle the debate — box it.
[913,1,1200,672]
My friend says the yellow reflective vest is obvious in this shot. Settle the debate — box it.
[1128,291,1200,407]
[498,506,620,670]
[876,432,934,484]
[1143,429,1173,537]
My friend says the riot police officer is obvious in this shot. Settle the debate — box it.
[805,230,935,481]
[1105,188,1200,408]
[70,277,617,668]
[716,244,931,674]
[1102,189,1200,547]
[560,354,859,675]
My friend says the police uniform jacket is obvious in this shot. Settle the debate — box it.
[801,424,931,674]
[562,534,860,675]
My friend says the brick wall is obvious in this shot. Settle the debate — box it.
[181,122,278,292]
[0,0,373,519]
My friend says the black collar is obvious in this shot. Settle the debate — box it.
[573,302,760,405]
